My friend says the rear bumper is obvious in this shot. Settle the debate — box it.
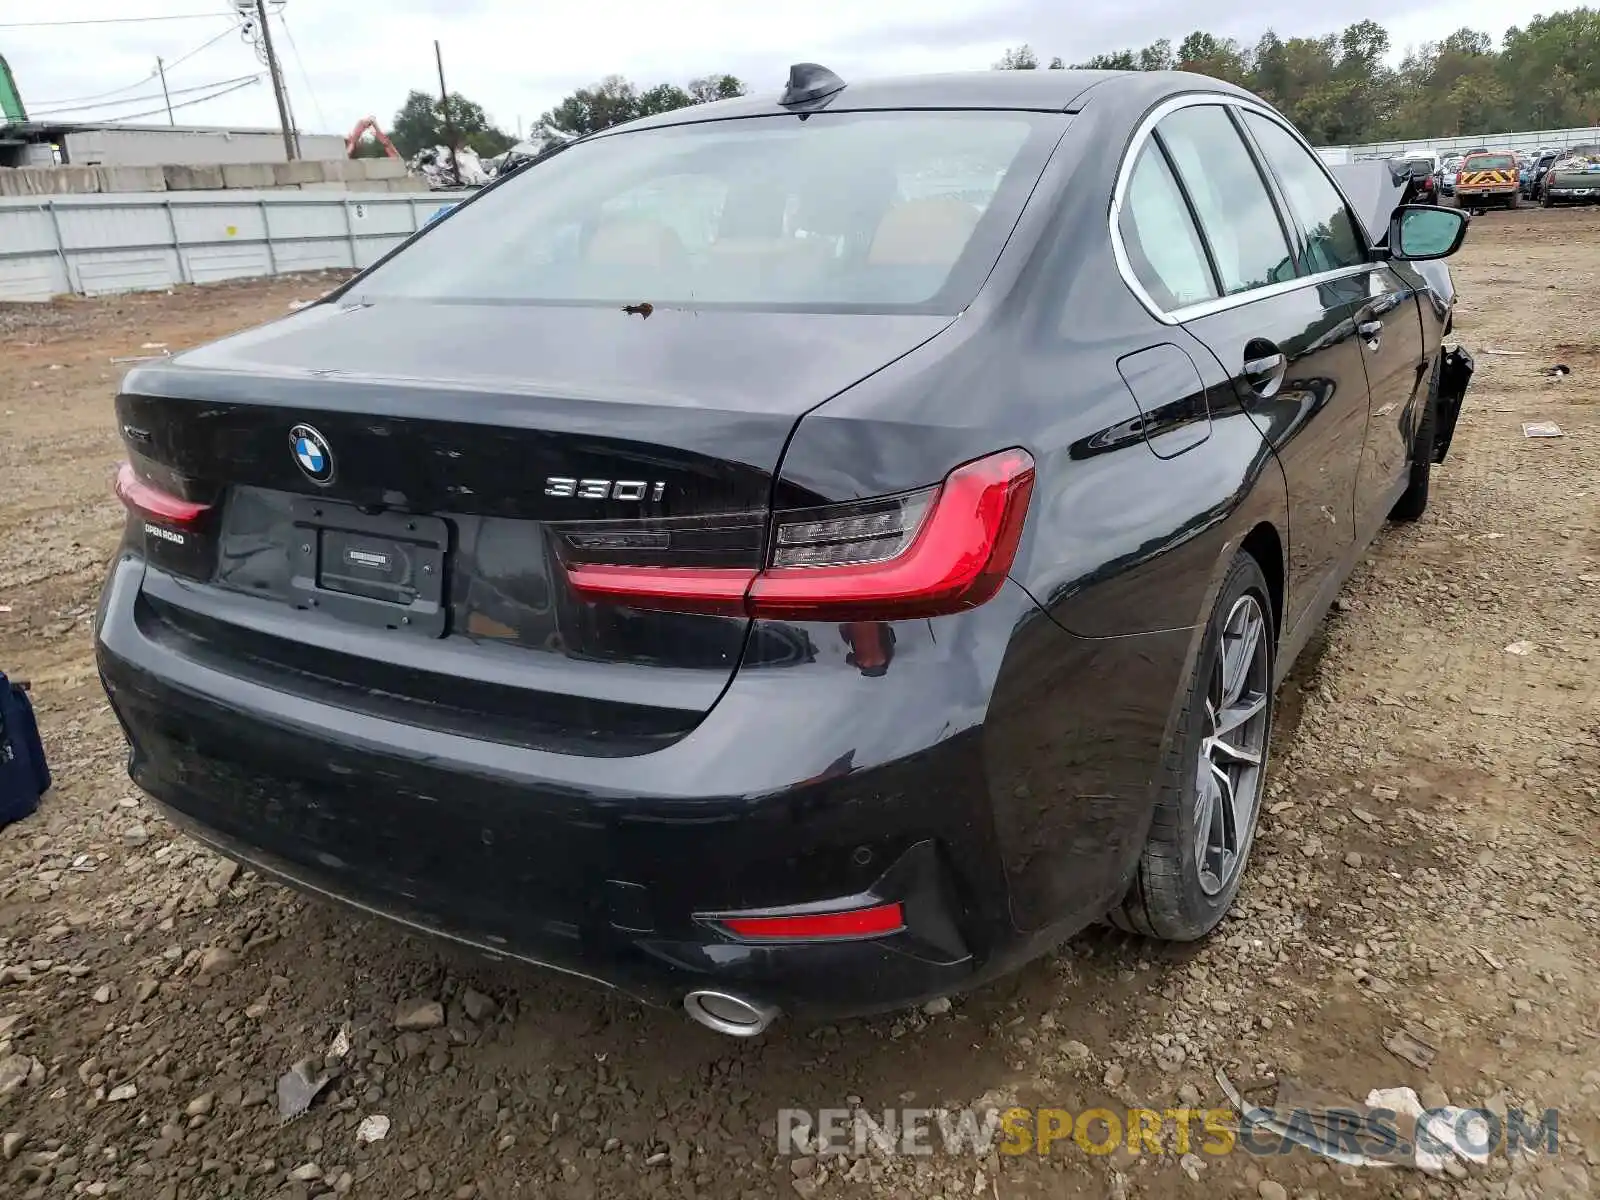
[96,555,1162,1019]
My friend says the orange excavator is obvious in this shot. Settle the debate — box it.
[346,116,400,159]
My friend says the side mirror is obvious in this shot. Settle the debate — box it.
[1389,205,1468,260]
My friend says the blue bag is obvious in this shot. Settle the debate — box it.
[0,671,49,829]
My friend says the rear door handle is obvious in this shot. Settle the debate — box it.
[1243,350,1286,398]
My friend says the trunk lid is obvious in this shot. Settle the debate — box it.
[118,300,952,752]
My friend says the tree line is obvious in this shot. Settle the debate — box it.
[997,7,1600,145]
[358,7,1600,160]
[371,73,748,159]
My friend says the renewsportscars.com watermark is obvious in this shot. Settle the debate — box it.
[777,1105,1562,1159]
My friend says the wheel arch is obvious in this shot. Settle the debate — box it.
[1239,521,1285,643]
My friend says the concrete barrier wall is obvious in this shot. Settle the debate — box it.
[0,156,427,198]
[0,190,469,302]
[62,128,347,167]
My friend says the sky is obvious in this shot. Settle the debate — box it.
[0,0,1568,140]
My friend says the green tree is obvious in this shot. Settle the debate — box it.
[1137,40,1175,72]
[542,75,641,137]
[994,45,1040,70]
[637,83,694,117]
[688,74,747,103]
[1050,8,1600,142]
[1500,10,1600,127]
[390,90,441,158]
[1079,49,1140,71]
[389,88,514,158]
[539,72,748,137]
[1251,32,1292,106]
[1176,32,1250,86]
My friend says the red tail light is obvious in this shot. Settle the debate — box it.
[115,462,209,525]
[717,902,906,941]
[562,448,1036,621]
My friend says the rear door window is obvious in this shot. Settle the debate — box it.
[1152,105,1297,296]
[1117,143,1218,310]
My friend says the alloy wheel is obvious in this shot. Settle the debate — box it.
[1193,594,1271,895]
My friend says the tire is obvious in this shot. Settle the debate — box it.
[1542,188,1554,208]
[1110,552,1275,941]
[1508,192,1520,210]
[1390,360,1439,522]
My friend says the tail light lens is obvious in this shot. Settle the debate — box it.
[115,462,210,526]
[561,448,1035,621]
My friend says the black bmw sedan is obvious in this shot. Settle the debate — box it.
[96,66,1473,1036]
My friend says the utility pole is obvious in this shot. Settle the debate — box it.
[435,40,461,186]
[255,0,298,160]
[155,57,174,125]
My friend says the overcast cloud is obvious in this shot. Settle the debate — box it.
[2,0,1561,140]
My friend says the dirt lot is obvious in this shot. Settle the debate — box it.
[0,213,1596,1200]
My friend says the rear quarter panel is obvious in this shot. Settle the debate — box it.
[773,81,1293,932]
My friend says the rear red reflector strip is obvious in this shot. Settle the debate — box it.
[115,462,209,525]
[555,564,754,617]
[718,902,906,941]
[563,448,1035,622]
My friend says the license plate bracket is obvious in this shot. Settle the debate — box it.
[290,500,448,637]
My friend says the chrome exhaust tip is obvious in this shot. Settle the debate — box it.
[683,989,780,1037]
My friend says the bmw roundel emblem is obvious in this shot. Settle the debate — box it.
[289,423,334,484]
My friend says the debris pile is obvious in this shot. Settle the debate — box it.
[407,145,492,189]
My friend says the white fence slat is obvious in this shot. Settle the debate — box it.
[0,189,435,301]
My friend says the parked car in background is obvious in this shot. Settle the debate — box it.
[1438,155,1463,197]
[96,66,1475,1035]
[1541,145,1600,206]
[1527,148,1563,197]
[1455,150,1520,209]
[1398,156,1440,204]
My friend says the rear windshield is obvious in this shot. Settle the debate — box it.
[352,111,1066,313]
[1401,158,1433,177]
[1468,154,1514,170]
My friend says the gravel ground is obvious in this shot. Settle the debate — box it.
[0,212,1596,1200]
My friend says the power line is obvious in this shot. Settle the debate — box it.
[32,74,162,109]
[0,14,233,30]
[163,21,244,74]
[32,74,262,118]
[276,8,328,133]
[31,74,263,118]
[81,76,261,124]
[32,21,244,109]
